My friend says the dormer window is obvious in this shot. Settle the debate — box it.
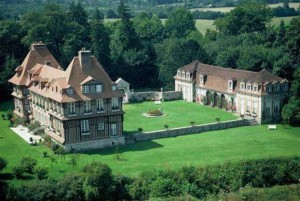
[182,72,185,78]
[67,87,74,95]
[186,73,190,79]
[200,75,203,84]
[266,86,271,92]
[112,85,117,91]
[96,84,102,93]
[275,85,279,92]
[83,85,90,93]
[228,80,233,90]
[253,86,258,92]
[177,71,181,77]
[246,84,251,91]
[241,83,245,90]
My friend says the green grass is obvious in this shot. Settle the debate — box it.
[190,3,300,12]
[123,100,237,133]
[1,100,300,185]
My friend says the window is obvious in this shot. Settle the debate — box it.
[96,84,102,93]
[112,85,117,91]
[266,86,271,92]
[228,81,233,90]
[98,122,104,131]
[186,73,190,79]
[67,88,74,95]
[200,76,203,84]
[83,85,89,93]
[24,88,29,96]
[241,84,245,90]
[274,101,280,113]
[68,102,76,115]
[253,101,257,113]
[253,86,257,91]
[97,99,104,113]
[111,123,117,136]
[275,85,279,91]
[84,101,92,114]
[246,100,251,112]
[247,84,251,91]
[266,102,271,115]
[177,71,181,77]
[80,120,89,134]
[111,98,119,111]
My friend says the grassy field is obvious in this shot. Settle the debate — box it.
[105,16,297,34]
[190,3,300,12]
[1,100,300,185]
[123,100,237,133]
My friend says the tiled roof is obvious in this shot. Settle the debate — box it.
[176,61,286,95]
[9,43,60,85]
[11,43,124,103]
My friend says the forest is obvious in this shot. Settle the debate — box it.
[0,0,299,124]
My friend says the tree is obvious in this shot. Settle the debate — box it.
[215,2,272,35]
[156,38,208,89]
[82,162,114,200]
[133,12,165,43]
[164,7,196,38]
[90,9,111,71]
[20,156,37,174]
[34,165,49,180]
[285,17,300,65]
[57,173,85,201]
[68,1,88,27]
[281,68,300,125]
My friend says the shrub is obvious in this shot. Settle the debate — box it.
[1,114,5,120]
[215,117,220,123]
[20,156,37,173]
[42,151,48,158]
[0,157,7,171]
[190,121,195,126]
[138,128,143,133]
[6,110,13,120]
[51,144,60,153]
[28,121,41,132]
[164,124,169,130]
[150,177,182,198]
[34,165,49,180]
[12,165,27,179]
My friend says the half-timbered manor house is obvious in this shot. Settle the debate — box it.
[9,43,125,150]
[175,61,289,124]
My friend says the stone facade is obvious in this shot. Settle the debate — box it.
[129,91,182,102]
[175,61,289,123]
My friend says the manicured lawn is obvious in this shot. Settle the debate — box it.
[123,100,237,133]
[1,100,300,185]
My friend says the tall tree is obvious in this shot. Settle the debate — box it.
[164,7,196,38]
[68,1,88,27]
[90,9,111,72]
[214,2,272,35]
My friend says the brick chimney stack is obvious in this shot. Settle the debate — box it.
[79,48,91,70]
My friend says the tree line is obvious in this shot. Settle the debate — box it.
[1,156,300,200]
[0,0,299,124]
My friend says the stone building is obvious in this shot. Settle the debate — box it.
[9,43,125,150]
[174,61,289,124]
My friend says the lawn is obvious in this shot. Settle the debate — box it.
[123,100,237,133]
[1,100,300,185]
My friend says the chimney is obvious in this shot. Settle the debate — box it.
[79,48,92,70]
[31,41,47,50]
[45,61,51,66]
